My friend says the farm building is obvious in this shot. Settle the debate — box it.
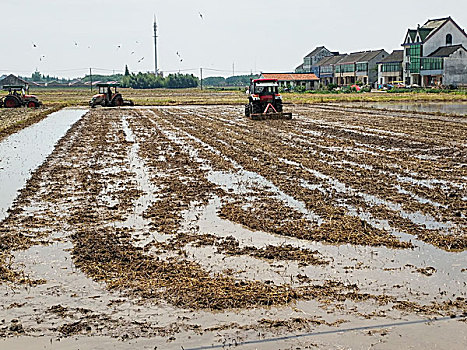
[402,17,467,87]
[377,50,404,86]
[260,73,319,90]
[0,74,31,87]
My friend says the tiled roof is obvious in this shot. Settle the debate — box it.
[418,28,433,41]
[316,54,345,66]
[304,46,326,58]
[262,73,319,81]
[359,50,385,62]
[336,50,385,65]
[408,29,417,42]
[422,17,450,29]
[295,63,304,70]
[379,50,403,63]
[428,44,466,57]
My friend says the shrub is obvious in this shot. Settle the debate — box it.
[294,85,307,93]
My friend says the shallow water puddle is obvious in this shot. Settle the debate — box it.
[0,109,87,221]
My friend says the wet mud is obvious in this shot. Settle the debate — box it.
[0,105,466,349]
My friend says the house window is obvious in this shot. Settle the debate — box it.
[408,44,422,73]
[356,63,368,72]
[336,64,354,73]
[446,34,452,46]
[421,57,444,71]
[382,63,401,72]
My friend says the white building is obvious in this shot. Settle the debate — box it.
[402,17,467,87]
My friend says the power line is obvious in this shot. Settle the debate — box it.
[182,314,467,350]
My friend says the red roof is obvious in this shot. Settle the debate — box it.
[253,78,278,83]
[262,73,319,81]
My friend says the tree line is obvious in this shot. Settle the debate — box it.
[21,67,255,89]
[202,74,259,87]
[121,72,199,89]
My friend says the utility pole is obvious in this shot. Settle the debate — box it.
[154,15,158,75]
[232,62,235,77]
[90,68,92,93]
[200,67,203,90]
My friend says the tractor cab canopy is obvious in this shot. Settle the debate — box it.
[96,83,120,95]
[2,85,29,95]
[3,84,28,91]
[250,79,279,95]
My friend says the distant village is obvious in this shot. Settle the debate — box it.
[263,17,467,90]
[1,16,466,91]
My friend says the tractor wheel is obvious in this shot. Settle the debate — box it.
[275,100,283,112]
[115,97,123,107]
[251,102,262,115]
[244,104,251,117]
[27,101,37,108]
[4,96,20,108]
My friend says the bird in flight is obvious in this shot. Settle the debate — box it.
[117,45,121,49]
[138,57,145,63]
[32,42,37,48]
[74,42,78,46]
[176,52,183,62]
[130,51,135,55]
[39,55,46,61]
[199,12,203,19]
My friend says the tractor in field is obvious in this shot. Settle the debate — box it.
[0,85,42,108]
[89,83,134,108]
[244,79,292,120]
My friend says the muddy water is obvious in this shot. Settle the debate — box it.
[0,108,87,221]
[344,102,467,116]
[1,106,466,350]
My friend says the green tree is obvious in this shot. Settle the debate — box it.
[31,71,42,82]
[203,76,226,87]
[226,74,259,86]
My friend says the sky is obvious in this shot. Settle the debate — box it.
[1,0,466,79]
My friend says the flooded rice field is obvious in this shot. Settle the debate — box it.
[0,104,466,349]
[0,109,87,221]
[341,101,467,117]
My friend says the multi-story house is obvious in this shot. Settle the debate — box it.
[315,55,346,86]
[402,17,467,86]
[334,50,388,86]
[377,50,404,85]
[295,46,337,75]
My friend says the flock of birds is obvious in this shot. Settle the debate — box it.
[31,40,146,65]
[30,12,205,67]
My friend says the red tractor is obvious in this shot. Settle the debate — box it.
[245,79,292,120]
[89,83,134,108]
[0,85,42,108]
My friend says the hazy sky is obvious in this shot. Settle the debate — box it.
[1,0,466,78]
